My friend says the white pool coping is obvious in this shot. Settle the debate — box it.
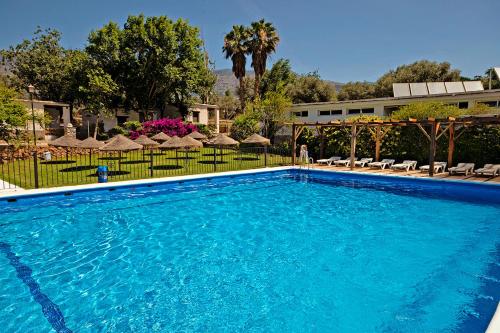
[486,303,500,333]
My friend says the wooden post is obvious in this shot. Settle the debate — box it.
[149,149,154,177]
[350,124,357,170]
[375,126,381,162]
[428,122,438,177]
[319,127,325,160]
[447,123,455,169]
[292,123,297,165]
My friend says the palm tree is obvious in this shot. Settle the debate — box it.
[223,25,251,112]
[249,19,280,100]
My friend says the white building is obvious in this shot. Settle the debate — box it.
[288,86,500,122]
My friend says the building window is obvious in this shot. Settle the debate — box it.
[457,102,468,109]
[116,116,128,126]
[483,101,498,108]
[361,108,374,114]
[331,110,343,115]
[294,111,309,117]
[192,111,200,123]
[318,110,330,116]
[348,109,361,114]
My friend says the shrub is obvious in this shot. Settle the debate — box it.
[129,118,198,139]
[230,114,259,141]
[108,125,127,137]
[123,121,142,131]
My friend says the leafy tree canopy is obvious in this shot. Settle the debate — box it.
[338,81,376,101]
[375,60,461,97]
[260,58,296,96]
[0,83,29,139]
[87,14,215,114]
[288,71,336,104]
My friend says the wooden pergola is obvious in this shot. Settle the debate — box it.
[289,114,500,176]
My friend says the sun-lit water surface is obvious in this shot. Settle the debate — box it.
[0,170,499,332]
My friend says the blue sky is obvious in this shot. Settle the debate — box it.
[1,0,499,82]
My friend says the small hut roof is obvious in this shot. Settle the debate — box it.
[242,133,271,146]
[210,133,239,146]
[49,135,82,148]
[134,135,159,148]
[187,131,207,140]
[159,136,185,149]
[78,137,105,149]
[181,135,203,148]
[151,132,171,142]
[0,140,9,147]
[100,134,143,151]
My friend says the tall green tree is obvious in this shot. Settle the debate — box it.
[87,14,214,118]
[1,28,67,101]
[375,60,461,97]
[0,83,29,140]
[260,58,296,96]
[338,81,376,101]
[248,19,280,100]
[288,72,336,104]
[222,25,251,112]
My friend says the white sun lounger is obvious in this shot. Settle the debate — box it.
[391,160,417,172]
[334,157,357,167]
[316,156,341,166]
[354,158,373,167]
[474,164,500,177]
[448,163,475,176]
[367,159,395,169]
[419,162,447,173]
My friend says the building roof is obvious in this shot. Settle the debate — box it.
[15,99,70,107]
[291,89,500,107]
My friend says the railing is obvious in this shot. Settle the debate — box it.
[0,146,291,190]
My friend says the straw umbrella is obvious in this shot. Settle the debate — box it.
[151,132,171,143]
[100,134,143,171]
[134,135,160,175]
[209,133,239,166]
[187,131,207,141]
[242,133,271,166]
[78,137,105,167]
[159,136,186,166]
[180,136,203,164]
[48,135,82,162]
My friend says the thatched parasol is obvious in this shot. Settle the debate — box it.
[78,137,105,166]
[159,136,186,166]
[100,135,143,171]
[49,135,82,161]
[242,134,271,166]
[100,134,143,152]
[209,133,239,146]
[187,131,207,140]
[181,136,203,149]
[242,133,270,146]
[134,135,159,148]
[134,135,159,161]
[207,133,239,164]
[151,132,171,143]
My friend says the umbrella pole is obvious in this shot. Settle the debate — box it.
[89,149,92,167]
[119,151,121,172]
[175,149,178,167]
[220,146,223,163]
[66,148,69,162]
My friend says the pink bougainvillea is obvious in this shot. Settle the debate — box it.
[129,118,198,139]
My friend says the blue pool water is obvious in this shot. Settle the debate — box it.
[0,170,499,332]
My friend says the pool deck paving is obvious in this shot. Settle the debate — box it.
[311,164,500,184]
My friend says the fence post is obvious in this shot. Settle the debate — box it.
[33,150,39,189]
[150,149,153,178]
[213,146,217,172]
[264,146,268,167]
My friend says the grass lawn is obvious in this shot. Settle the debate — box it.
[0,147,291,189]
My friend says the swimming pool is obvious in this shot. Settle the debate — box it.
[0,169,498,332]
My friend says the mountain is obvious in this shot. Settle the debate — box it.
[213,68,344,95]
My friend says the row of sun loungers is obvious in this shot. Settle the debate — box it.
[316,156,500,177]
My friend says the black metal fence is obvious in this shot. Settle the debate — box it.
[0,146,291,190]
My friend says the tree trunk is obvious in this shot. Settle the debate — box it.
[239,77,246,113]
[254,74,261,101]
[93,114,99,139]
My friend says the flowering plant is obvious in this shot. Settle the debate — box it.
[129,118,198,139]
